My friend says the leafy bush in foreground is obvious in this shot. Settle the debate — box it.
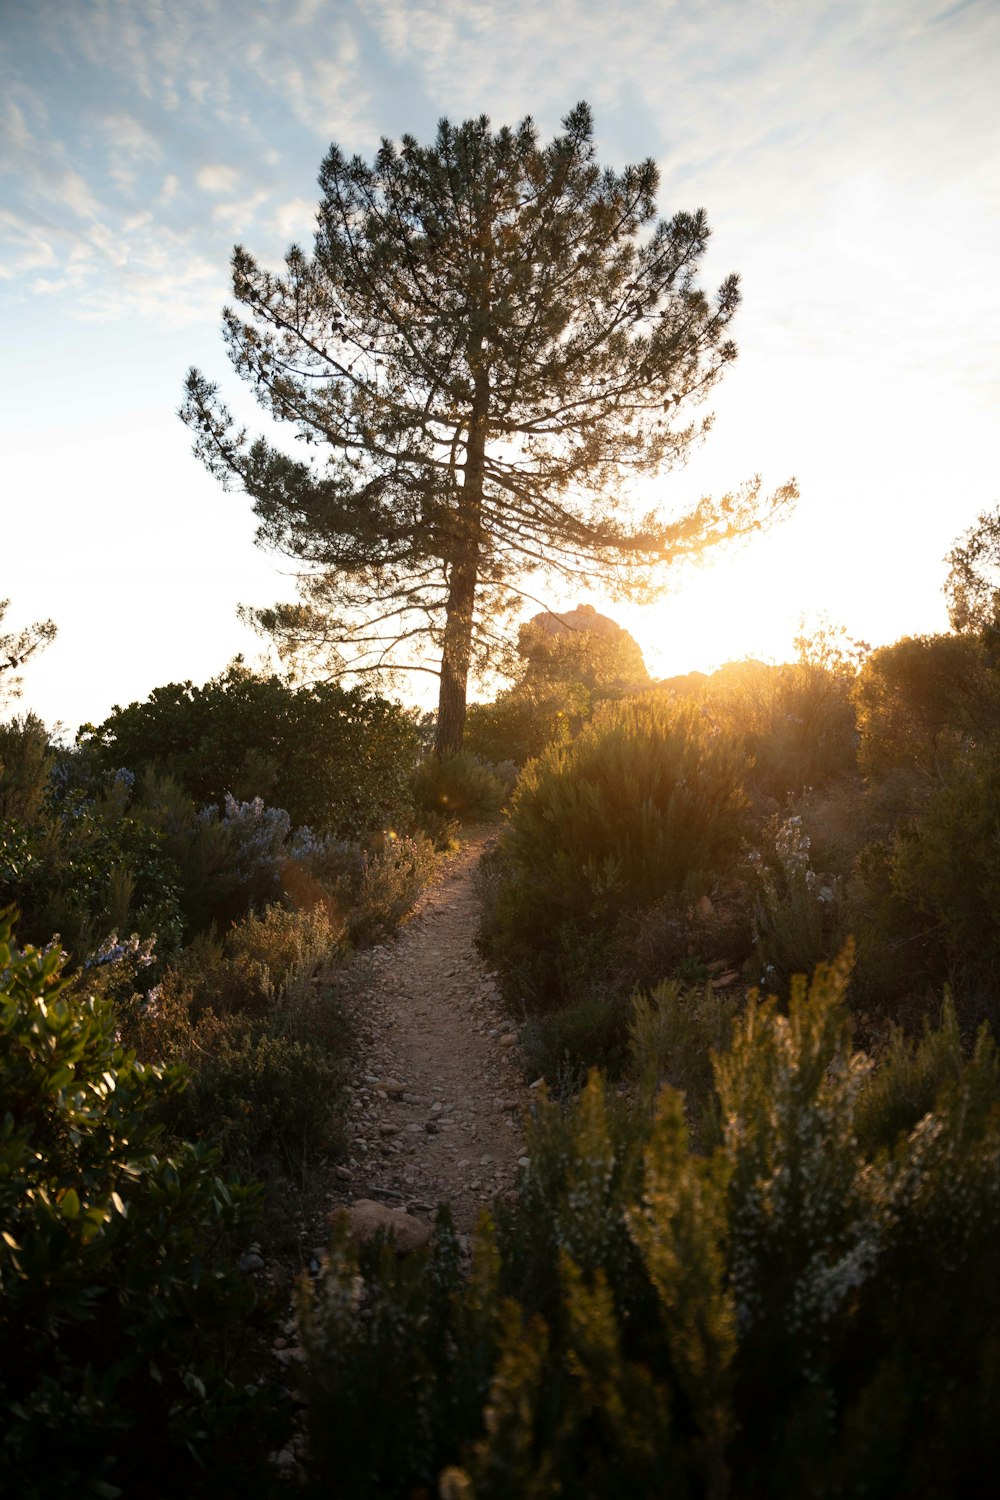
[479,694,750,1013]
[300,950,1000,1498]
[0,911,272,1497]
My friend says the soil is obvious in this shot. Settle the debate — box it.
[249,827,533,1470]
[327,824,531,1233]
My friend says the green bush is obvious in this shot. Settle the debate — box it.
[125,903,353,1182]
[891,746,1000,992]
[300,949,1000,1498]
[411,751,514,825]
[853,633,1000,782]
[838,745,1000,1027]
[0,778,183,962]
[701,657,859,806]
[464,680,589,766]
[0,911,275,1496]
[479,694,750,1014]
[520,988,634,1084]
[171,1023,345,1182]
[628,976,739,1136]
[82,664,418,838]
[0,713,52,825]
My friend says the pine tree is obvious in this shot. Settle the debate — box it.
[0,600,56,709]
[182,103,794,753]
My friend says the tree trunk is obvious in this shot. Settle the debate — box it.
[435,379,488,757]
[436,551,478,755]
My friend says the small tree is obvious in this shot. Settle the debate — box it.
[0,601,56,710]
[182,103,794,754]
[518,604,650,694]
[944,503,1000,652]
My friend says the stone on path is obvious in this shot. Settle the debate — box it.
[334,1199,432,1255]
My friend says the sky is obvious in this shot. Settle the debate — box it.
[2,0,998,733]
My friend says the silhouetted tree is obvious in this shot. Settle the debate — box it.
[182,103,794,753]
[944,503,1000,643]
[0,600,56,709]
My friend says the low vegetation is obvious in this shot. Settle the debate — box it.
[0,912,274,1497]
[0,670,441,1493]
[6,543,1000,1491]
[300,950,1000,1498]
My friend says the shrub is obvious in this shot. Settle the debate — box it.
[343,834,437,945]
[463,680,589,766]
[700,657,859,806]
[411,751,514,826]
[750,813,848,992]
[0,911,274,1496]
[628,977,739,1135]
[82,664,418,838]
[283,826,435,944]
[0,713,52,825]
[520,988,634,1084]
[892,747,1000,980]
[0,780,183,962]
[159,901,345,1026]
[127,903,353,1182]
[301,950,1000,1498]
[834,744,1000,1028]
[479,694,750,1014]
[853,633,1000,781]
[170,1023,345,1182]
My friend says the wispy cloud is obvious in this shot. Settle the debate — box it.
[270,196,319,242]
[0,208,57,279]
[212,190,269,234]
[196,163,243,195]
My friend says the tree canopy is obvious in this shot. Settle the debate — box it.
[0,600,56,711]
[517,603,650,693]
[182,102,794,752]
[944,503,1000,639]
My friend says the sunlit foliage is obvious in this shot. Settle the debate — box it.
[301,952,1000,1497]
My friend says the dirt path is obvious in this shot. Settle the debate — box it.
[330,828,531,1234]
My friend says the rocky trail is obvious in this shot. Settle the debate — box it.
[327,826,531,1240]
[253,828,532,1474]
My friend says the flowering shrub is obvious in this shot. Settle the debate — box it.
[82,666,418,836]
[301,950,1000,1498]
[751,813,846,990]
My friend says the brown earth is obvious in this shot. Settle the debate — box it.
[254,828,531,1470]
[327,826,531,1235]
